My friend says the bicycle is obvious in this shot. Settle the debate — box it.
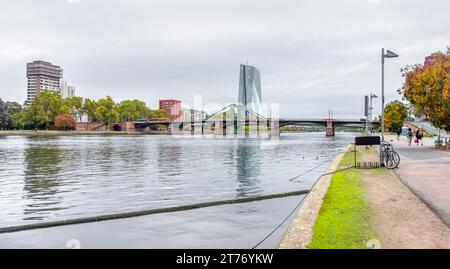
[381,142,400,169]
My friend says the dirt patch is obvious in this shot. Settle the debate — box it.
[361,151,450,248]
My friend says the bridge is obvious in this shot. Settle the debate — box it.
[133,104,378,137]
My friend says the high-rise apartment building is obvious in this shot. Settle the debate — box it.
[238,64,262,115]
[159,99,182,121]
[26,60,63,106]
[60,81,76,99]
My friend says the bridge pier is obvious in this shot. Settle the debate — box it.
[191,109,195,135]
[269,118,279,138]
[222,112,227,136]
[326,119,335,137]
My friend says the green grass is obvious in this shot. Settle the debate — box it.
[307,149,374,249]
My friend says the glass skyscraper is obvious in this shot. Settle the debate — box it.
[238,64,262,115]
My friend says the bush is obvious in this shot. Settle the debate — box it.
[54,113,76,130]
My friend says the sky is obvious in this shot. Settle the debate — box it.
[0,0,449,118]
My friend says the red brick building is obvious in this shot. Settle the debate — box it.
[159,99,182,121]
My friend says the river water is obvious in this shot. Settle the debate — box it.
[0,132,355,248]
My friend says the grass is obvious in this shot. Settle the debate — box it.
[307,149,375,249]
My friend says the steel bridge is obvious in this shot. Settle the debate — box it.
[133,104,379,137]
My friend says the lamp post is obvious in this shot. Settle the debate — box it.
[369,93,377,134]
[381,48,399,141]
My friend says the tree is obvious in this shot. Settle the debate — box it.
[84,98,98,122]
[55,113,76,130]
[24,91,69,129]
[384,100,408,131]
[9,111,26,129]
[148,109,168,119]
[116,99,150,121]
[67,96,84,122]
[0,98,8,129]
[1,98,24,129]
[95,96,119,129]
[400,48,450,132]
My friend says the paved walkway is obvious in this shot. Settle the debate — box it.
[388,135,450,227]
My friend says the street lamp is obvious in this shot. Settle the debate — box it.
[369,93,377,134]
[381,48,399,141]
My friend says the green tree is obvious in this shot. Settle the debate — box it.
[67,96,84,122]
[384,100,408,131]
[84,98,98,122]
[148,109,168,119]
[96,96,119,129]
[9,110,26,129]
[116,99,150,121]
[24,91,69,129]
[400,48,450,131]
[0,98,8,129]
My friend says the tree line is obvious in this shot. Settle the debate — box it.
[400,48,450,132]
[0,92,168,130]
[381,48,449,132]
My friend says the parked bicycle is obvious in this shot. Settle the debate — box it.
[381,142,400,169]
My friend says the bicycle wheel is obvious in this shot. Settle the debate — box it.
[391,151,400,168]
[384,151,400,169]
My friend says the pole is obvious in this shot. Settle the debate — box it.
[381,48,385,142]
[369,93,373,134]
[380,49,386,167]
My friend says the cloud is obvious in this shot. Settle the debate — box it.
[0,0,449,118]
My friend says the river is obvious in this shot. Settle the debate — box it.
[0,132,355,248]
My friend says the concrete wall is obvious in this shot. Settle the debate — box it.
[76,121,136,132]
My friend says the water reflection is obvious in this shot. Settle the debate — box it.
[235,141,262,197]
[157,142,182,178]
[23,137,65,220]
[0,133,356,226]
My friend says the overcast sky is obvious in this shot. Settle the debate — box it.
[0,0,449,118]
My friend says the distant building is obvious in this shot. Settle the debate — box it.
[238,64,262,115]
[180,108,208,122]
[26,60,63,106]
[60,81,76,99]
[159,99,182,121]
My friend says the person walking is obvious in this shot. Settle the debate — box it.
[396,127,402,141]
[407,128,413,146]
[415,128,424,146]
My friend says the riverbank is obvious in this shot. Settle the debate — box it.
[0,130,169,136]
[279,145,450,249]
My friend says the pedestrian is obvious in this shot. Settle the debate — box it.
[415,128,424,146]
[396,127,402,141]
[407,128,413,146]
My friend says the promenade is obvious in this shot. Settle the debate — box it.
[390,136,450,227]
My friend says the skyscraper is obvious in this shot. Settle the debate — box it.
[26,60,63,106]
[238,64,262,115]
[60,81,76,99]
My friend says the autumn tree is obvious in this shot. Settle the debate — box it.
[384,100,408,131]
[55,113,76,130]
[400,48,450,132]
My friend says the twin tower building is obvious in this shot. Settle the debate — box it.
[238,64,263,115]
